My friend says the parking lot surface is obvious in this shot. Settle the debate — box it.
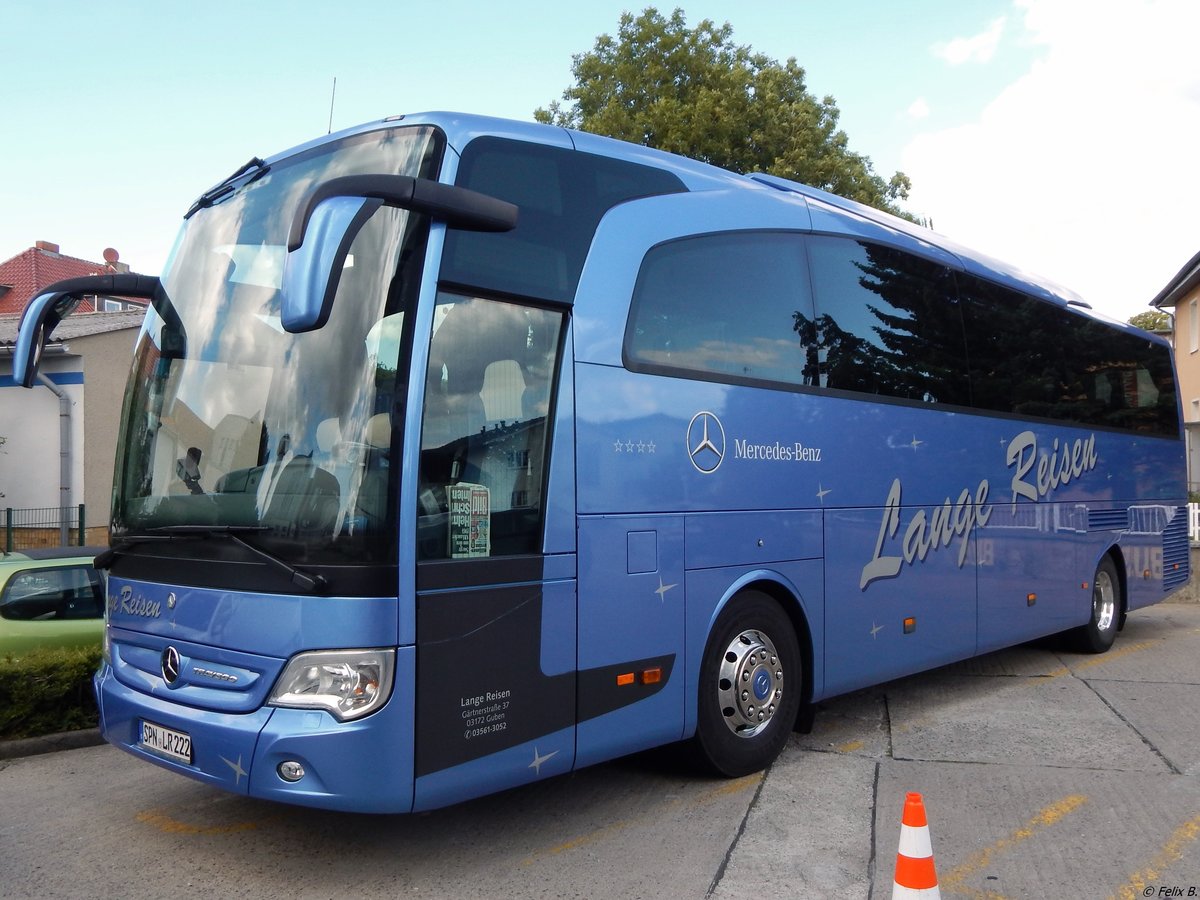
[2,603,1199,899]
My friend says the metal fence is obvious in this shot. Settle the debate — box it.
[3,505,87,552]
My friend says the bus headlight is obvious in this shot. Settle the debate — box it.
[268,649,395,721]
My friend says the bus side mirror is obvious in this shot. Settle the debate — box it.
[12,290,81,388]
[13,273,161,388]
[280,195,382,334]
[281,174,517,334]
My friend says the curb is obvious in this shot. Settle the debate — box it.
[0,728,104,761]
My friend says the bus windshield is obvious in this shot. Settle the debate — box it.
[111,125,444,569]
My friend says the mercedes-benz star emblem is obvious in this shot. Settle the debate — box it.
[687,411,725,474]
[161,646,182,685]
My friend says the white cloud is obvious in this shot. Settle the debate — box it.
[902,0,1200,320]
[934,16,1006,65]
[907,98,932,120]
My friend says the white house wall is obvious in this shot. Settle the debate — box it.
[0,354,85,512]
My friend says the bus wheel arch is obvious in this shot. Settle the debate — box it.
[750,579,814,709]
[754,579,817,733]
[1072,551,1124,654]
[1107,544,1130,631]
[692,585,807,776]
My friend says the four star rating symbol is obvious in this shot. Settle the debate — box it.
[614,439,656,453]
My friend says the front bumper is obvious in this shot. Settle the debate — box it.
[94,645,416,813]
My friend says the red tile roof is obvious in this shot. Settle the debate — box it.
[0,242,148,315]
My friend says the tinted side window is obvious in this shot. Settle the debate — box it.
[625,232,815,386]
[961,277,1072,420]
[960,276,1179,435]
[0,566,103,621]
[806,236,969,404]
[442,137,686,303]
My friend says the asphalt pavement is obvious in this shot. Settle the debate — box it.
[2,589,1198,898]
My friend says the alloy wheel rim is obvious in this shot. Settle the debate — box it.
[1093,569,1116,632]
[716,628,784,738]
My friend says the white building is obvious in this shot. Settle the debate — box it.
[0,311,145,544]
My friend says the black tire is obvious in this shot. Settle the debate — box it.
[693,590,802,777]
[1071,555,1122,654]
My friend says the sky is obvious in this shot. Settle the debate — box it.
[2,0,1198,323]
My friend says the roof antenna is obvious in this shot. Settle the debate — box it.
[328,77,337,134]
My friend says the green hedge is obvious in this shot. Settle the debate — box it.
[0,646,102,740]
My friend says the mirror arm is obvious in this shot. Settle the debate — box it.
[26,273,161,300]
[13,273,162,388]
[288,174,517,252]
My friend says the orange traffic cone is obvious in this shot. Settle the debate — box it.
[892,792,940,899]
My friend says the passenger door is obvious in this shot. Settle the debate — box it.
[411,292,575,811]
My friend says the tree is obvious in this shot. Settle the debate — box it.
[535,7,911,215]
[1128,310,1171,333]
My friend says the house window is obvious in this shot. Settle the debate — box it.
[104,298,123,312]
[1190,299,1198,353]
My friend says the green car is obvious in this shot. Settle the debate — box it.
[0,547,106,656]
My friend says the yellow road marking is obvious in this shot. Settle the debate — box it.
[527,817,634,860]
[1038,640,1157,682]
[522,772,762,866]
[136,808,262,835]
[835,739,865,753]
[697,772,764,802]
[1073,640,1158,671]
[938,794,1088,899]
[1040,666,1072,680]
[1109,812,1200,900]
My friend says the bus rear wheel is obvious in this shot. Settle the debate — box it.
[1072,555,1122,654]
[693,591,801,777]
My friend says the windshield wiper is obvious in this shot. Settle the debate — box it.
[184,157,270,219]
[94,531,206,569]
[98,525,328,594]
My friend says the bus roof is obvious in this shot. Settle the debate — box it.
[747,172,1088,309]
[270,111,1140,335]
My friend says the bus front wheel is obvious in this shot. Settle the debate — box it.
[693,591,801,777]
[1072,555,1122,654]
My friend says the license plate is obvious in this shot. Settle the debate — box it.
[140,720,192,764]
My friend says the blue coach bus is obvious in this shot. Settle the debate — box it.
[14,112,1187,813]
